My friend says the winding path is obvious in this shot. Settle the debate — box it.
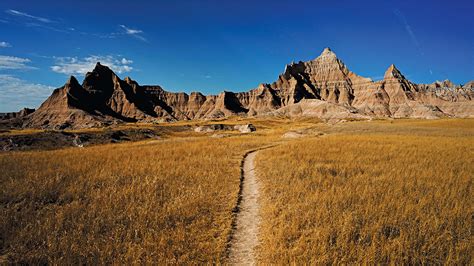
[227,150,261,265]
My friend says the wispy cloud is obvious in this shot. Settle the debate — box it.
[0,74,54,111]
[5,9,76,34]
[0,41,11,48]
[204,75,212,79]
[6,9,54,23]
[0,55,36,70]
[24,22,71,33]
[394,9,422,53]
[119,25,147,41]
[4,9,148,43]
[51,55,134,75]
[120,24,143,35]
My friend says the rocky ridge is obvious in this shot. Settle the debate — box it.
[14,48,474,129]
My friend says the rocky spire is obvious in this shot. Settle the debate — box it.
[316,47,337,61]
[322,47,334,54]
[82,62,116,92]
[65,75,80,86]
[384,64,405,80]
[93,62,110,72]
[306,47,350,80]
[433,79,455,88]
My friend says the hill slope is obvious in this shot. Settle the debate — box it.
[22,48,474,128]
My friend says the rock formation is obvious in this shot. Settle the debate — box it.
[15,48,474,129]
[0,108,35,120]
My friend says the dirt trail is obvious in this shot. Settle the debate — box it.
[227,150,261,265]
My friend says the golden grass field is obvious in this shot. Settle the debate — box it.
[0,135,272,263]
[0,118,473,263]
[257,119,474,264]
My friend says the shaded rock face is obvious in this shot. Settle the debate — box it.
[24,49,474,128]
[0,108,35,120]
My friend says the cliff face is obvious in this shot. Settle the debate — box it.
[23,48,474,129]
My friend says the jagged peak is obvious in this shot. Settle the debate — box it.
[87,62,114,76]
[282,60,305,79]
[384,64,404,80]
[317,47,337,59]
[309,47,346,70]
[387,64,398,72]
[190,91,205,97]
[124,76,139,87]
[65,75,80,86]
[257,83,268,89]
[90,62,114,75]
[81,62,118,92]
[219,90,236,96]
[94,61,104,69]
[462,80,474,89]
[441,79,454,87]
[322,47,334,54]
[431,79,456,88]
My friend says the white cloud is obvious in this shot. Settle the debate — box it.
[121,58,133,64]
[0,55,36,70]
[0,41,11,48]
[51,55,134,75]
[6,9,54,23]
[120,24,142,34]
[119,25,147,41]
[0,74,54,112]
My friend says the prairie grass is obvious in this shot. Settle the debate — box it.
[1,118,473,264]
[0,135,271,264]
[0,128,44,136]
[256,120,473,264]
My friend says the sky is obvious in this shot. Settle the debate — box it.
[0,0,473,112]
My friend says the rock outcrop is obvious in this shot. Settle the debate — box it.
[0,108,35,120]
[234,124,256,133]
[19,48,474,129]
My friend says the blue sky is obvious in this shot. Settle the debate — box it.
[0,0,473,111]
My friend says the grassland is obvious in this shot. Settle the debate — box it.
[256,119,474,264]
[0,134,273,264]
[1,118,473,264]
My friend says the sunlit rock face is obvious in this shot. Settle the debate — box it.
[23,49,474,129]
